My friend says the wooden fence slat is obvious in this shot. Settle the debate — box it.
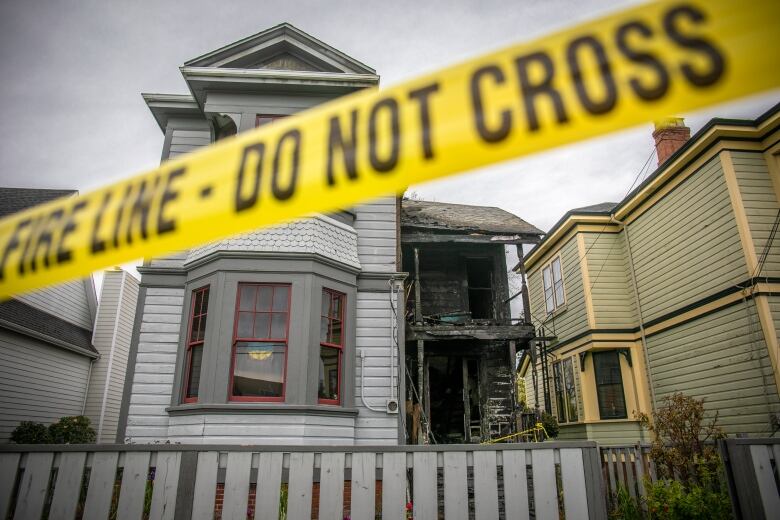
[413,452,437,520]
[83,451,120,520]
[255,452,283,520]
[531,449,558,520]
[0,453,21,519]
[623,448,636,500]
[633,445,646,499]
[49,452,87,520]
[287,452,314,520]
[319,452,345,520]
[351,452,376,519]
[13,452,53,520]
[443,452,468,520]
[605,449,617,495]
[750,444,780,516]
[502,450,530,520]
[191,451,219,520]
[223,452,252,520]
[473,451,499,520]
[645,447,657,482]
[381,452,407,520]
[560,449,588,520]
[772,445,780,484]
[117,451,151,520]
[614,450,626,490]
[149,451,182,520]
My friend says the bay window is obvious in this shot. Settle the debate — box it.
[319,288,345,404]
[230,283,291,401]
[593,351,627,419]
[183,286,209,403]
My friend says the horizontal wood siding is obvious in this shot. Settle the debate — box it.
[167,414,355,444]
[354,196,396,272]
[354,291,398,444]
[528,237,589,343]
[645,302,780,436]
[0,329,90,441]
[585,421,645,445]
[16,279,93,329]
[584,233,637,328]
[166,127,211,160]
[124,287,184,442]
[733,151,780,278]
[627,156,748,322]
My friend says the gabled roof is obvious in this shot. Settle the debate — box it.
[401,199,543,237]
[0,188,76,218]
[183,23,375,75]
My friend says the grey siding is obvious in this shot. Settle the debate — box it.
[733,151,780,278]
[16,279,94,329]
[166,126,211,160]
[0,329,91,441]
[84,271,139,443]
[628,156,748,321]
[646,302,780,436]
[354,290,399,444]
[124,287,184,442]
[354,196,397,273]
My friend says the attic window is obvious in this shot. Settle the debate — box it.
[256,114,287,127]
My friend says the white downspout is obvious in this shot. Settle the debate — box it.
[360,349,387,412]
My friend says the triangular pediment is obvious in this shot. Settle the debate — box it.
[184,23,375,75]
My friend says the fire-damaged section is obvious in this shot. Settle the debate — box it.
[401,199,542,444]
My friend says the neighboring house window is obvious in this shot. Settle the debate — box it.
[553,357,578,423]
[230,283,291,401]
[319,288,345,404]
[256,114,287,127]
[593,351,627,419]
[183,286,209,403]
[542,256,565,314]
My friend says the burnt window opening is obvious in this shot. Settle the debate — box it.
[466,258,494,320]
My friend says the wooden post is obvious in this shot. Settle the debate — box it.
[414,247,422,324]
[515,245,532,324]
[417,339,425,444]
[508,340,518,438]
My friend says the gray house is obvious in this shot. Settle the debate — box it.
[118,24,404,445]
[0,188,138,442]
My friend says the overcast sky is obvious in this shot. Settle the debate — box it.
[1,0,777,292]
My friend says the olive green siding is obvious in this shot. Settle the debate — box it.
[627,156,748,322]
[645,302,780,435]
[528,237,589,343]
[557,423,587,441]
[732,150,780,278]
[583,232,637,328]
[558,421,644,445]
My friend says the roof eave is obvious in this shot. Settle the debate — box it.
[142,93,203,132]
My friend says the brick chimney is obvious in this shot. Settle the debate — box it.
[653,117,690,165]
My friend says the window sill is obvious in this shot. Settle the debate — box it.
[166,403,359,418]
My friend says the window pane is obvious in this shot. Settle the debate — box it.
[555,280,565,307]
[330,319,342,345]
[593,351,627,419]
[545,289,555,314]
[232,342,285,397]
[239,285,255,311]
[193,291,203,315]
[186,346,203,398]
[553,363,566,422]
[273,286,289,311]
[200,288,210,314]
[331,293,342,319]
[189,317,200,342]
[196,315,207,342]
[563,358,578,422]
[237,312,254,338]
[320,317,329,343]
[270,313,287,339]
[542,267,552,291]
[253,313,270,339]
[318,346,340,401]
[551,258,562,283]
[257,286,273,311]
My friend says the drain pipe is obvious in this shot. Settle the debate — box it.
[360,349,386,412]
[611,215,657,412]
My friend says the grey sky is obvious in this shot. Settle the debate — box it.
[1,0,778,291]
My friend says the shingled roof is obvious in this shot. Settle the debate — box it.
[401,199,543,236]
[0,188,76,218]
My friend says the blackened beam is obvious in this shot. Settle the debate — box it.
[401,232,541,245]
[407,324,535,341]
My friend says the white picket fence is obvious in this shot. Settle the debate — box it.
[0,442,608,520]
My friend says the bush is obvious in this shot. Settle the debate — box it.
[645,473,732,520]
[11,421,52,444]
[540,411,559,438]
[48,416,96,444]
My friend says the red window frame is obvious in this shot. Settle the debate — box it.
[183,286,209,403]
[319,288,345,405]
[229,283,291,402]
[255,114,287,127]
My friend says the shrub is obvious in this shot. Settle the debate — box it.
[48,416,96,444]
[11,421,53,444]
[609,485,641,520]
[540,411,559,438]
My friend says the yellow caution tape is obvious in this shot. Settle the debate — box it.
[1,0,778,299]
